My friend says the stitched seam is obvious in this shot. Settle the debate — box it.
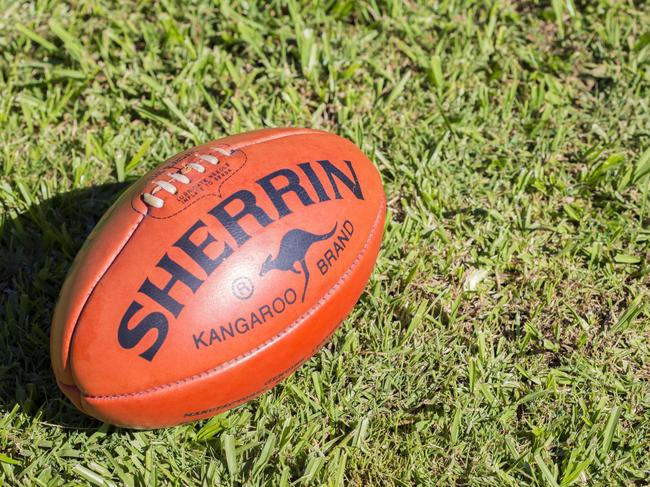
[84,199,385,401]
[141,129,328,213]
[146,148,248,220]
[64,213,145,371]
[65,129,330,381]
[228,129,327,151]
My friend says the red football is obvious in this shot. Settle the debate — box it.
[50,128,386,428]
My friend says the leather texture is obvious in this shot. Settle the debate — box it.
[51,128,386,428]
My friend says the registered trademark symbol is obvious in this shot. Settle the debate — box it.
[232,276,254,300]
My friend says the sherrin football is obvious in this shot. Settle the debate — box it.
[51,128,386,428]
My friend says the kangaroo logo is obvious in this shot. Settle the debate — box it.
[260,222,338,302]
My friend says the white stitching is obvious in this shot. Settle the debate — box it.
[142,148,232,208]
[140,130,328,210]
[198,154,219,165]
[169,173,190,184]
[154,180,177,194]
[84,200,385,401]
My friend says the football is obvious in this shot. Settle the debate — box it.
[50,128,386,429]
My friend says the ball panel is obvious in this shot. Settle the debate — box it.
[50,188,144,388]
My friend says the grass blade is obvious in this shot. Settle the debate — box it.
[534,451,560,487]
[15,23,56,51]
[600,406,622,456]
[632,147,650,184]
[611,297,644,333]
[223,433,238,476]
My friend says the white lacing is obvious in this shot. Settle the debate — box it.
[142,147,232,208]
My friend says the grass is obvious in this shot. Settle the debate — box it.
[1,0,649,485]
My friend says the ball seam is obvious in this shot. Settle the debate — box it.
[129,129,328,217]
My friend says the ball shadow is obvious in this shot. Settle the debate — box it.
[1,182,129,428]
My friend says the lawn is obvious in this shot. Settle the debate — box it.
[1,0,649,485]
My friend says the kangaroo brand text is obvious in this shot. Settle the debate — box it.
[316,220,354,275]
[192,288,297,350]
[118,159,365,361]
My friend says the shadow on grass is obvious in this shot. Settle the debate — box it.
[0,182,129,428]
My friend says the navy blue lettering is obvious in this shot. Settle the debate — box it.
[139,254,203,318]
[317,160,364,200]
[174,219,233,275]
[193,331,207,349]
[220,323,234,340]
[118,302,168,361]
[333,241,344,257]
[343,219,354,236]
[298,162,330,202]
[234,318,249,334]
[259,304,273,322]
[208,190,273,246]
[210,328,220,344]
[250,312,262,328]
[257,168,315,218]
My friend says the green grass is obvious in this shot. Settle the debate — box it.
[1,0,649,485]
